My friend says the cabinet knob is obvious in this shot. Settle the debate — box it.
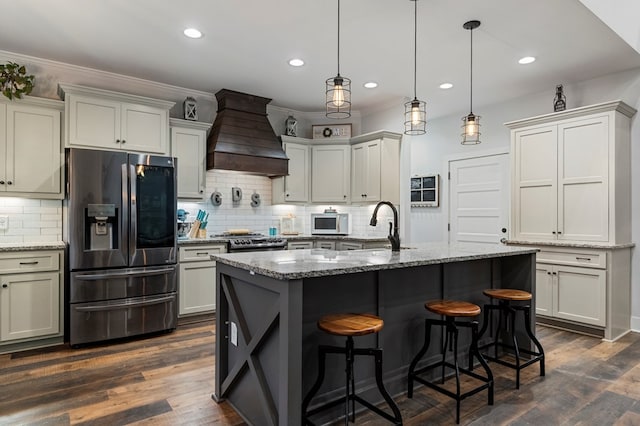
[285,193,290,197]
[116,139,120,143]
[7,181,12,185]
[0,180,4,185]
[2,284,7,288]
[557,231,562,234]
[552,231,556,234]
[343,195,347,199]
[199,190,204,194]
[121,139,126,144]
[552,272,557,275]
[547,271,551,275]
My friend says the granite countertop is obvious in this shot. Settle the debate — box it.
[178,234,388,245]
[505,239,635,250]
[282,234,388,242]
[0,242,66,252]
[211,242,538,280]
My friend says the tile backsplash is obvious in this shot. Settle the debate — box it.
[1,171,395,243]
[178,170,395,237]
[0,198,63,243]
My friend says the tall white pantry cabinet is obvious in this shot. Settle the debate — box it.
[507,100,636,341]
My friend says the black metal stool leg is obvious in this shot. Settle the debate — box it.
[441,320,450,384]
[408,318,432,398]
[506,305,522,389]
[372,348,403,425]
[470,321,494,406]
[522,305,545,377]
[344,336,354,425]
[451,321,461,424]
[302,345,330,425]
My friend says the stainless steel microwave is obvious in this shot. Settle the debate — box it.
[311,213,350,235]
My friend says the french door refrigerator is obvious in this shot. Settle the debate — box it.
[65,148,178,346]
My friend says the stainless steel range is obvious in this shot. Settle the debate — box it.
[225,234,288,253]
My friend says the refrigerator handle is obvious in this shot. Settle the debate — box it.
[121,163,130,264]
[75,295,175,312]
[128,163,138,265]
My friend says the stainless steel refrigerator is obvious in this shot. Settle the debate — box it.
[65,148,178,346]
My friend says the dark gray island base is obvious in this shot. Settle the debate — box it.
[211,243,538,425]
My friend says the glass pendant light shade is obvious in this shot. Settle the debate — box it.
[461,112,481,144]
[405,98,426,135]
[461,20,481,145]
[326,0,351,118]
[326,74,351,118]
[404,0,426,135]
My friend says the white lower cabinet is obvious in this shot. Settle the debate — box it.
[337,242,364,251]
[532,245,631,340]
[0,250,63,344]
[178,244,226,316]
[536,262,605,327]
[315,241,336,250]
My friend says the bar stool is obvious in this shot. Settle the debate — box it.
[408,300,493,424]
[301,313,402,426]
[475,289,545,389]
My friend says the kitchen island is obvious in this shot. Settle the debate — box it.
[211,243,538,425]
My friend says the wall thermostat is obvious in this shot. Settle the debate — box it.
[410,174,439,207]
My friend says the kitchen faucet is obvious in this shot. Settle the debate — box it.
[370,201,400,252]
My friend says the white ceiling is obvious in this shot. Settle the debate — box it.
[2,0,640,118]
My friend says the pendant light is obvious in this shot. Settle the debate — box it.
[404,0,426,135]
[326,0,351,118]
[461,20,481,145]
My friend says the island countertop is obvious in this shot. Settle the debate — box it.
[210,242,538,280]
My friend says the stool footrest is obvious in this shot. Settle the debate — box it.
[411,360,492,401]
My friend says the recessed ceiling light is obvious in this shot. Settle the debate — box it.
[288,58,305,67]
[518,56,536,65]
[439,82,453,89]
[183,28,203,39]
[364,82,378,89]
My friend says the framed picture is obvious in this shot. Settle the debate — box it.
[410,174,440,207]
[312,123,352,139]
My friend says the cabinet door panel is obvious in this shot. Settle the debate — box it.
[535,264,553,316]
[6,105,61,194]
[179,261,216,315]
[68,95,120,149]
[284,143,309,202]
[557,118,608,242]
[122,104,167,154]
[1,272,60,341]
[554,265,605,326]
[0,104,6,186]
[513,126,557,240]
[312,145,350,202]
[172,127,205,199]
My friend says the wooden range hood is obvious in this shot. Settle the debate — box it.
[206,89,288,177]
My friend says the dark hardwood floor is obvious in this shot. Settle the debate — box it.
[1,319,639,425]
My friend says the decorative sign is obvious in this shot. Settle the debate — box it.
[410,174,439,207]
[312,123,352,139]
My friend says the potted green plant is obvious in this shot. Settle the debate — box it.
[0,62,34,100]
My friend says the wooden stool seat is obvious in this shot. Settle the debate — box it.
[426,300,481,317]
[483,288,532,301]
[318,313,384,337]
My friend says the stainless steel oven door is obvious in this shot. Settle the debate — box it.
[128,153,177,268]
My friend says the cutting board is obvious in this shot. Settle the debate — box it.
[226,229,251,235]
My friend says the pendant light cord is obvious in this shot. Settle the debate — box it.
[337,0,341,76]
[469,25,473,114]
[413,0,417,100]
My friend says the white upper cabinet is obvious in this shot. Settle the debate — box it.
[272,136,310,203]
[508,101,635,244]
[59,83,174,155]
[312,144,350,203]
[350,131,401,205]
[170,118,212,200]
[0,97,63,199]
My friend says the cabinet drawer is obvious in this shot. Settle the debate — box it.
[288,241,313,250]
[537,249,605,269]
[179,245,227,262]
[0,251,60,274]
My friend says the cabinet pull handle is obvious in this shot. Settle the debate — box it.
[575,257,592,261]
[552,272,557,275]
[557,231,562,234]
[19,261,39,265]
[196,252,209,256]
[552,231,556,234]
